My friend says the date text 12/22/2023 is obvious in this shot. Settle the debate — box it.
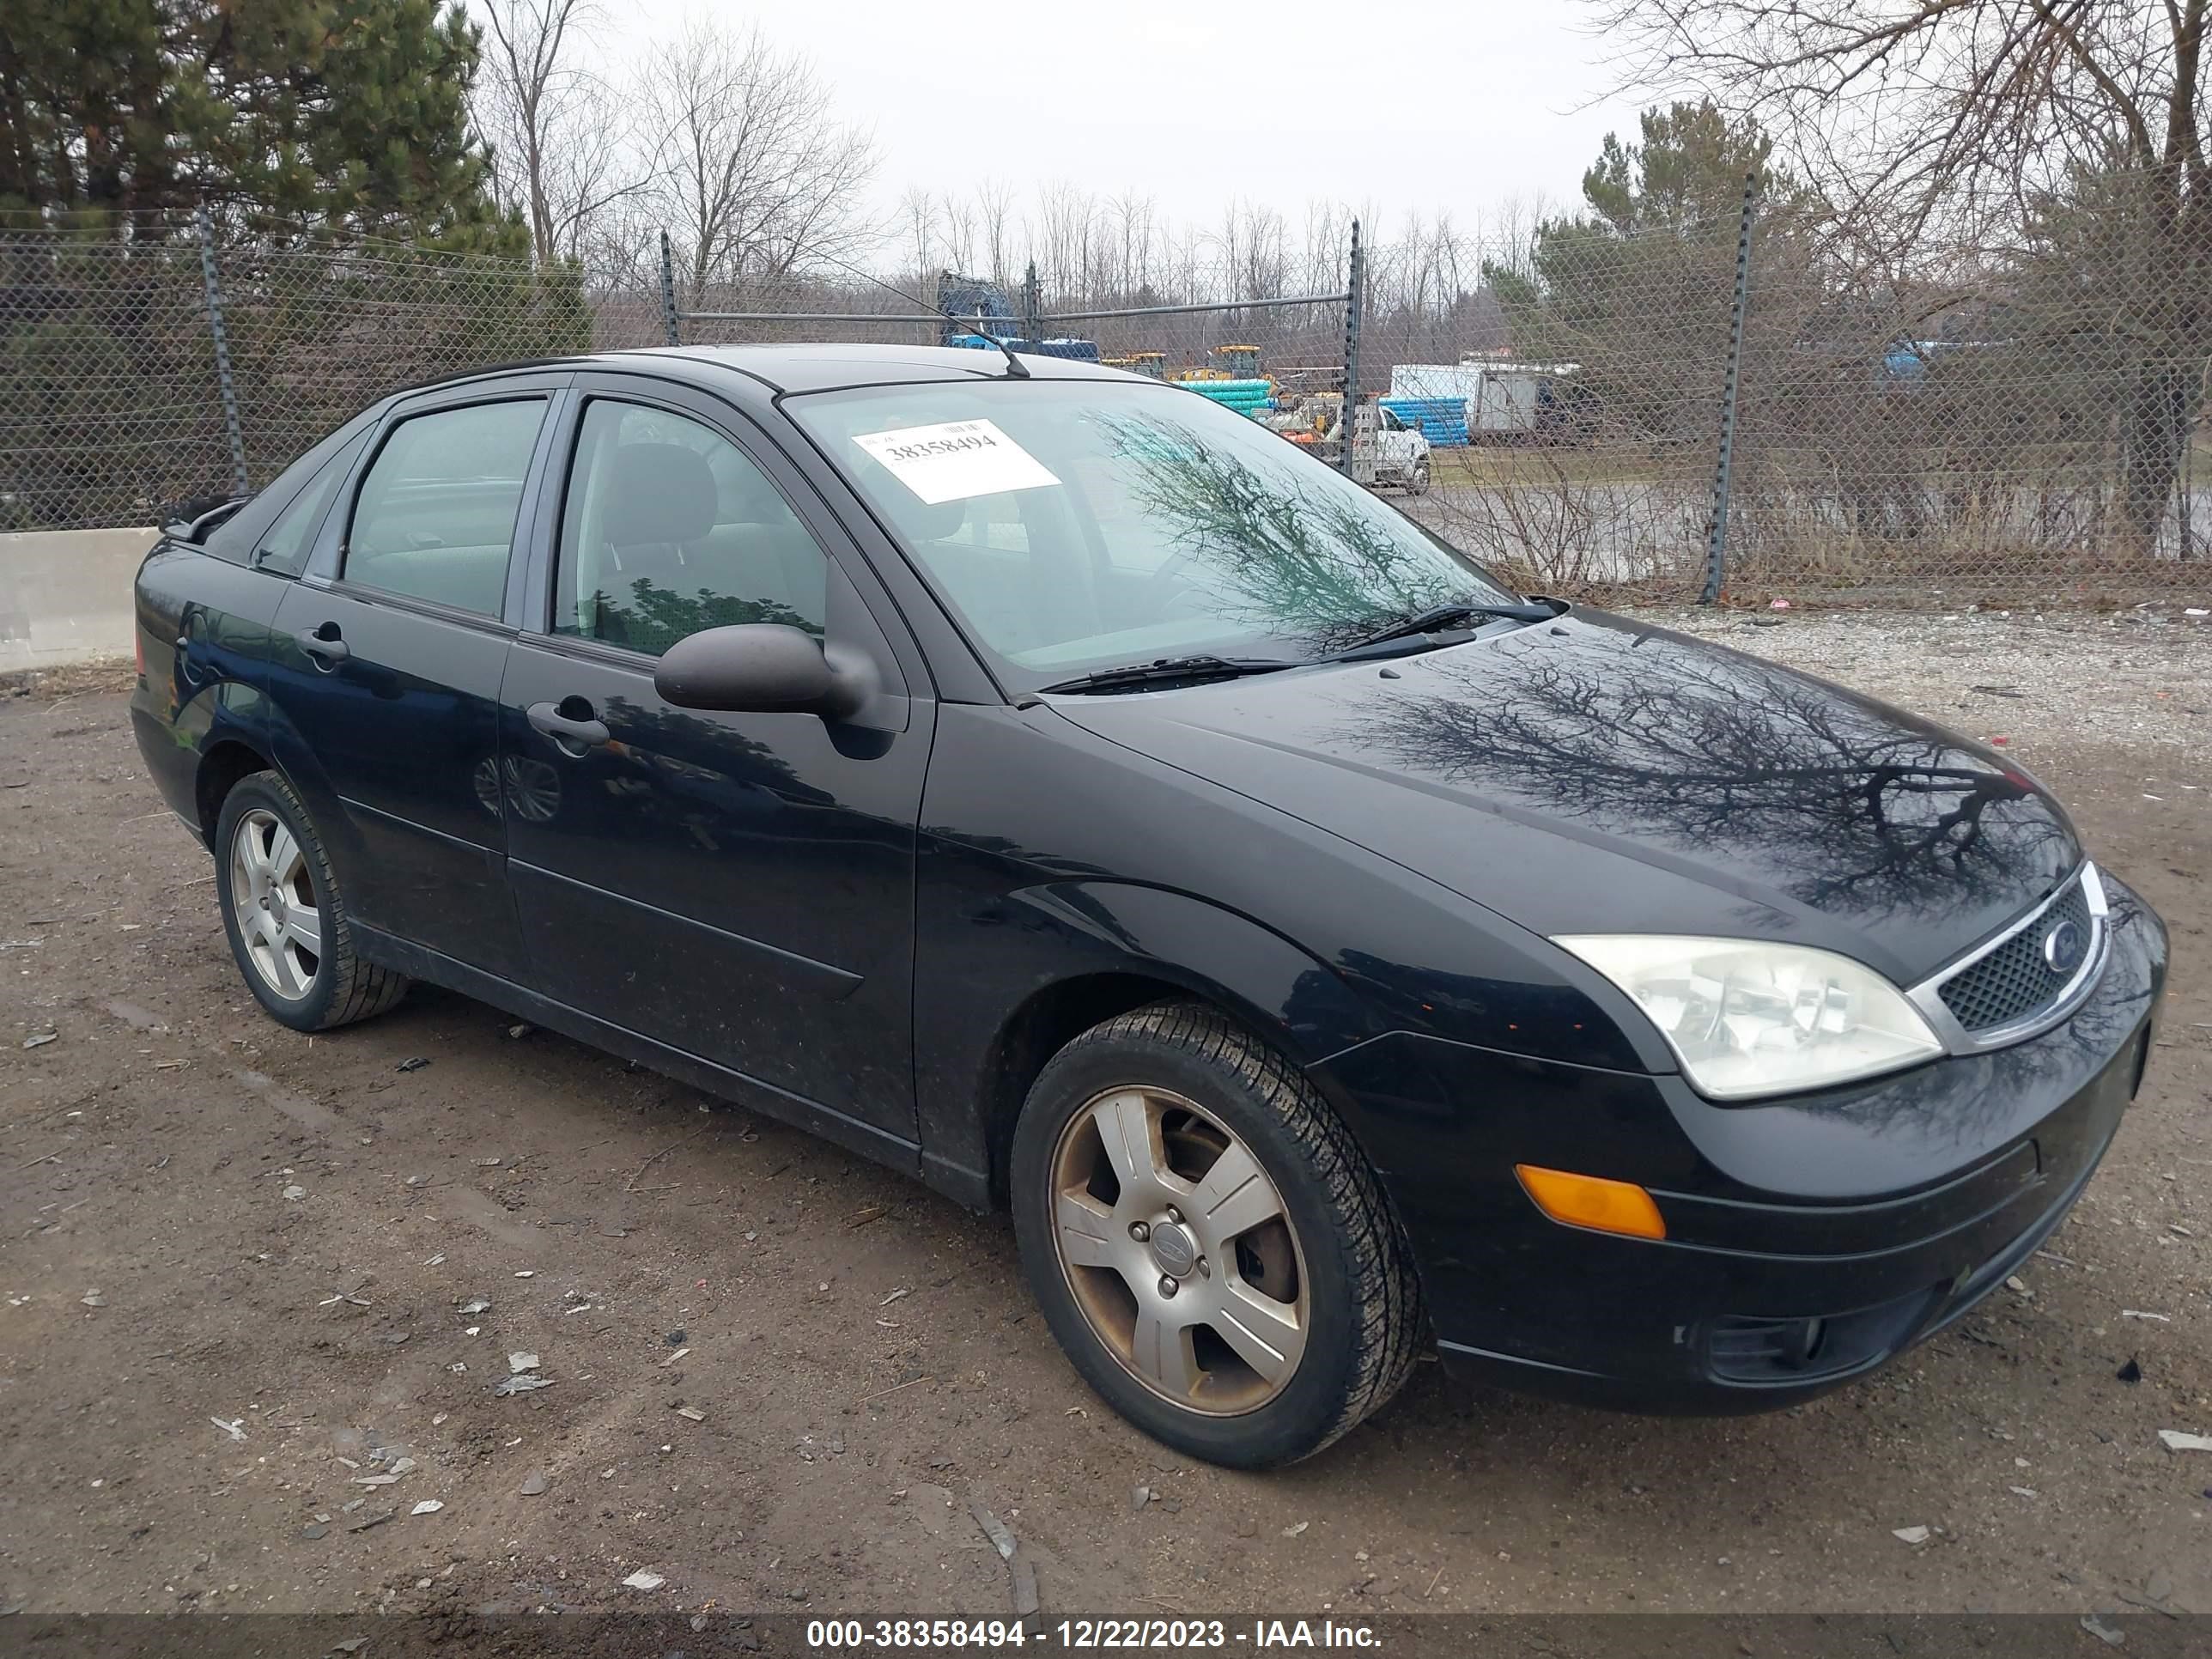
[805,1619,1383,1650]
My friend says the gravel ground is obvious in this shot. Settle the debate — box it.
[1650,607,2212,750]
[3,617,2209,1623]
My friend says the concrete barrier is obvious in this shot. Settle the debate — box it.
[0,526,156,673]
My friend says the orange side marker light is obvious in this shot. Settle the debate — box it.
[1514,1164,1666,1241]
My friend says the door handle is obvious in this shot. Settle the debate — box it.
[528,700,611,752]
[297,626,350,667]
[173,612,203,684]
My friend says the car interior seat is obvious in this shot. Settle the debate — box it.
[585,442,824,654]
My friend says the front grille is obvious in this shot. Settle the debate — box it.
[1937,878,2094,1033]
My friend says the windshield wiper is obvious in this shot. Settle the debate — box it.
[1331,599,1558,658]
[1036,655,1302,695]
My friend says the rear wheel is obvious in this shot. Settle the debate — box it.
[215,770,408,1032]
[1011,1002,1421,1468]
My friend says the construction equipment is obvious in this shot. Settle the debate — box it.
[932,270,1101,362]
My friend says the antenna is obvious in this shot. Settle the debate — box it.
[805,250,1030,380]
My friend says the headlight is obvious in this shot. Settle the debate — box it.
[1553,935,1944,1100]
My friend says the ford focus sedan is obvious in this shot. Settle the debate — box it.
[129,344,2166,1468]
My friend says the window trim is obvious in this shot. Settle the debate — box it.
[327,390,556,621]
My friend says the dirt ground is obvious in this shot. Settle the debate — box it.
[3,620,2209,1623]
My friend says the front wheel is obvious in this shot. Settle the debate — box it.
[1010,1003,1422,1468]
[1406,459,1431,495]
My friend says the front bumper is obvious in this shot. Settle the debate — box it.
[1314,873,2167,1413]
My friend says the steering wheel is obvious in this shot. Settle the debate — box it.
[1138,549,1211,619]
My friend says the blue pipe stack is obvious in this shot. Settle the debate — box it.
[1181,379,1277,419]
[1379,397,1468,446]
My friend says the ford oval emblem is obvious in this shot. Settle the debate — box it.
[2042,918,2086,975]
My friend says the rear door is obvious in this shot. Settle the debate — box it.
[268,374,568,981]
[496,374,933,1153]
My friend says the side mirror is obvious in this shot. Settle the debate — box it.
[653,624,875,721]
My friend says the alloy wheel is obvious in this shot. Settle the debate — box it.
[229,807,323,1000]
[1048,1085,1310,1415]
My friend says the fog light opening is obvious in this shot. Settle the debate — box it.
[1779,1316,1826,1370]
[1514,1164,1666,1241]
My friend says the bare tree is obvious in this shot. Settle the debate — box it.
[1300,199,1352,297]
[1109,189,1156,297]
[1586,0,2212,558]
[975,179,1018,286]
[899,185,941,281]
[641,19,878,302]
[941,192,977,276]
[1030,180,1098,300]
[476,0,643,265]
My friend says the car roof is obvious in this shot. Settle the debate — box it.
[577,343,1144,395]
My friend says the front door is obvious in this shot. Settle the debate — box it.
[496,384,932,1152]
[268,386,560,981]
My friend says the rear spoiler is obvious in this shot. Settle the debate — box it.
[158,493,251,544]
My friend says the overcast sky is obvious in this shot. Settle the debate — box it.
[587,0,1647,244]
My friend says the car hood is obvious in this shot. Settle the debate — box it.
[1049,610,2080,987]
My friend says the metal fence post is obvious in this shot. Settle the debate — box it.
[1023,261,1042,344]
[659,230,681,346]
[1340,217,1363,477]
[1699,174,1758,604]
[193,208,249,497]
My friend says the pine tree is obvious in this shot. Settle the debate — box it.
[1482,102,1797,445]
[1,0,520,251]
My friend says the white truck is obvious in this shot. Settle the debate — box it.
[1331,402,1431,493]
[1372,404,1431,492]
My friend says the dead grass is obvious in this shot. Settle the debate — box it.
[2,656,136,701]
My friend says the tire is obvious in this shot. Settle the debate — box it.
[1407,459,1431,495]
[213,769,409,1032]
[1010,1001,1422,1468]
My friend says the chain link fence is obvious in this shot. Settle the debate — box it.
[0,215,661,530]
[5,185,2209,609]
[0,224,226,529]
[1374,210,1742,600]
[1372,172,2212,606]
[668,255,1358,468]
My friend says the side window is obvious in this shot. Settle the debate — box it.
[555,398,829,657]
[256,431,368,577]
[342,399,545,616]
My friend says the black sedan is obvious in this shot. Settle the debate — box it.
[129,345,2166,1468]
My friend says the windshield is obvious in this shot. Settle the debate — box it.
[787,380,1520,682]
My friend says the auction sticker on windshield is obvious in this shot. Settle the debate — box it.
[853,420,1060,504]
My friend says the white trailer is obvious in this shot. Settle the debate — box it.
[1463,359,1581,441]
[1385,359,1584,442]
